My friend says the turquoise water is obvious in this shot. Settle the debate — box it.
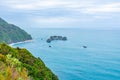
[13,28,120,80]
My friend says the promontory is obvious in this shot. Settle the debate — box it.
[0,17,32,44]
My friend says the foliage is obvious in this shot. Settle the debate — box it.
[0,52,30,80]
[0,17,32,44]
[0,43,58,80]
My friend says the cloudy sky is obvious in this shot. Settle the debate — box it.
[0,0,120,29]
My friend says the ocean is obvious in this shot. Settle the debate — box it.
[13,28,120,80]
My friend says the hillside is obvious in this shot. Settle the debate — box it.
[0,17,32,44]
[0,43,58,80]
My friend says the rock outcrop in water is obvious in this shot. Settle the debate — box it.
[46,36,67,43]
[83,46,87,48]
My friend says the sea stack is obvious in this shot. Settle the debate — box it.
[83,46,87,48]
[46,36,67,43]
[49,45,52,47]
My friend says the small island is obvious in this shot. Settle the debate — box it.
[46,36,67,43]
[83,46,87,48]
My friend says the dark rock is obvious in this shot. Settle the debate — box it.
[46,36,67,43]
[49,45,52,47]
[62,37,67,41]
[83,46,87,48]
[46,39,51,43]
[50,36,54,40]
[58,36,63,40]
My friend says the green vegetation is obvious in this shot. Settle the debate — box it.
[0,17,58,80]
[0,17,32,44]
[0,43,58,80]
[0,53,30,80]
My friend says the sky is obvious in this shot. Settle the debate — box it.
[0,0,120,29]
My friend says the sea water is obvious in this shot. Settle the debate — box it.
[13,28,120,80]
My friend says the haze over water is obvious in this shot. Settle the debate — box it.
[13,28,120,80]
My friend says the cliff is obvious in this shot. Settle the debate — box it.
[0,17,58,80]
[0,43,58,80]
[0,17,32,44]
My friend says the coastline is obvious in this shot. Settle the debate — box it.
[9,40,33,46]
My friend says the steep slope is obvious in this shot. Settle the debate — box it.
[0,54,30,80]
[0,17,32,44]
[0,43,58,80]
